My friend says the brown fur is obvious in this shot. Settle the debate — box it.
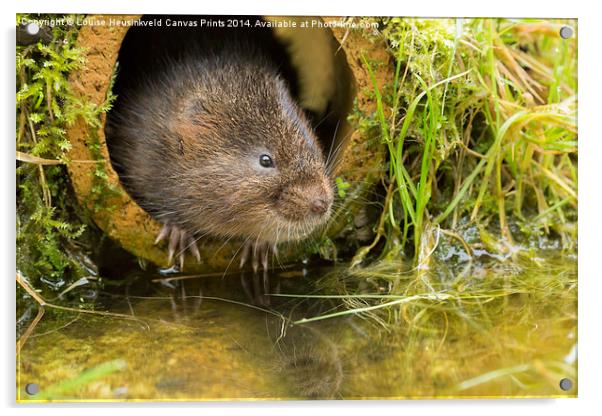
[107,44,334,245]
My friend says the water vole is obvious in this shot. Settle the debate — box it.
[107,30,335,270]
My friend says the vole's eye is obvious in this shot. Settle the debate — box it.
[259,154,274,168]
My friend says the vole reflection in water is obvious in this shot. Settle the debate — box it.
[152,271,344,399]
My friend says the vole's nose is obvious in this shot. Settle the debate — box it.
[310,197,330,215]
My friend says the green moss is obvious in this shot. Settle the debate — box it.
[16,14,114,296]
[85,71,122,213]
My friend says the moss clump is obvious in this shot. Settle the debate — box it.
[16,14,114,296]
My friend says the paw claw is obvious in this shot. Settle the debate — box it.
[189,238,201,262]
[240,241,276,274]
[178,252,185,271]
[155,224,170,244]
[156,224,201,269]
[167,247,175,266]
[261,247,268,271]
[239,243,251,269]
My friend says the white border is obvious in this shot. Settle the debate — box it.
[3,1,601,415]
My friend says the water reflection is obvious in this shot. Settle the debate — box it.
[17,258,577,401]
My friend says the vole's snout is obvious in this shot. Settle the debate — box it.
[303,179,333,220]
[276,178,333,227]
[310,197,330,215]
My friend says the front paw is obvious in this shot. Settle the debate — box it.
[154,224,201,270]
[239,240,278,273]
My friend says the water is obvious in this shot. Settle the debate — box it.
[16,255,577,401]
